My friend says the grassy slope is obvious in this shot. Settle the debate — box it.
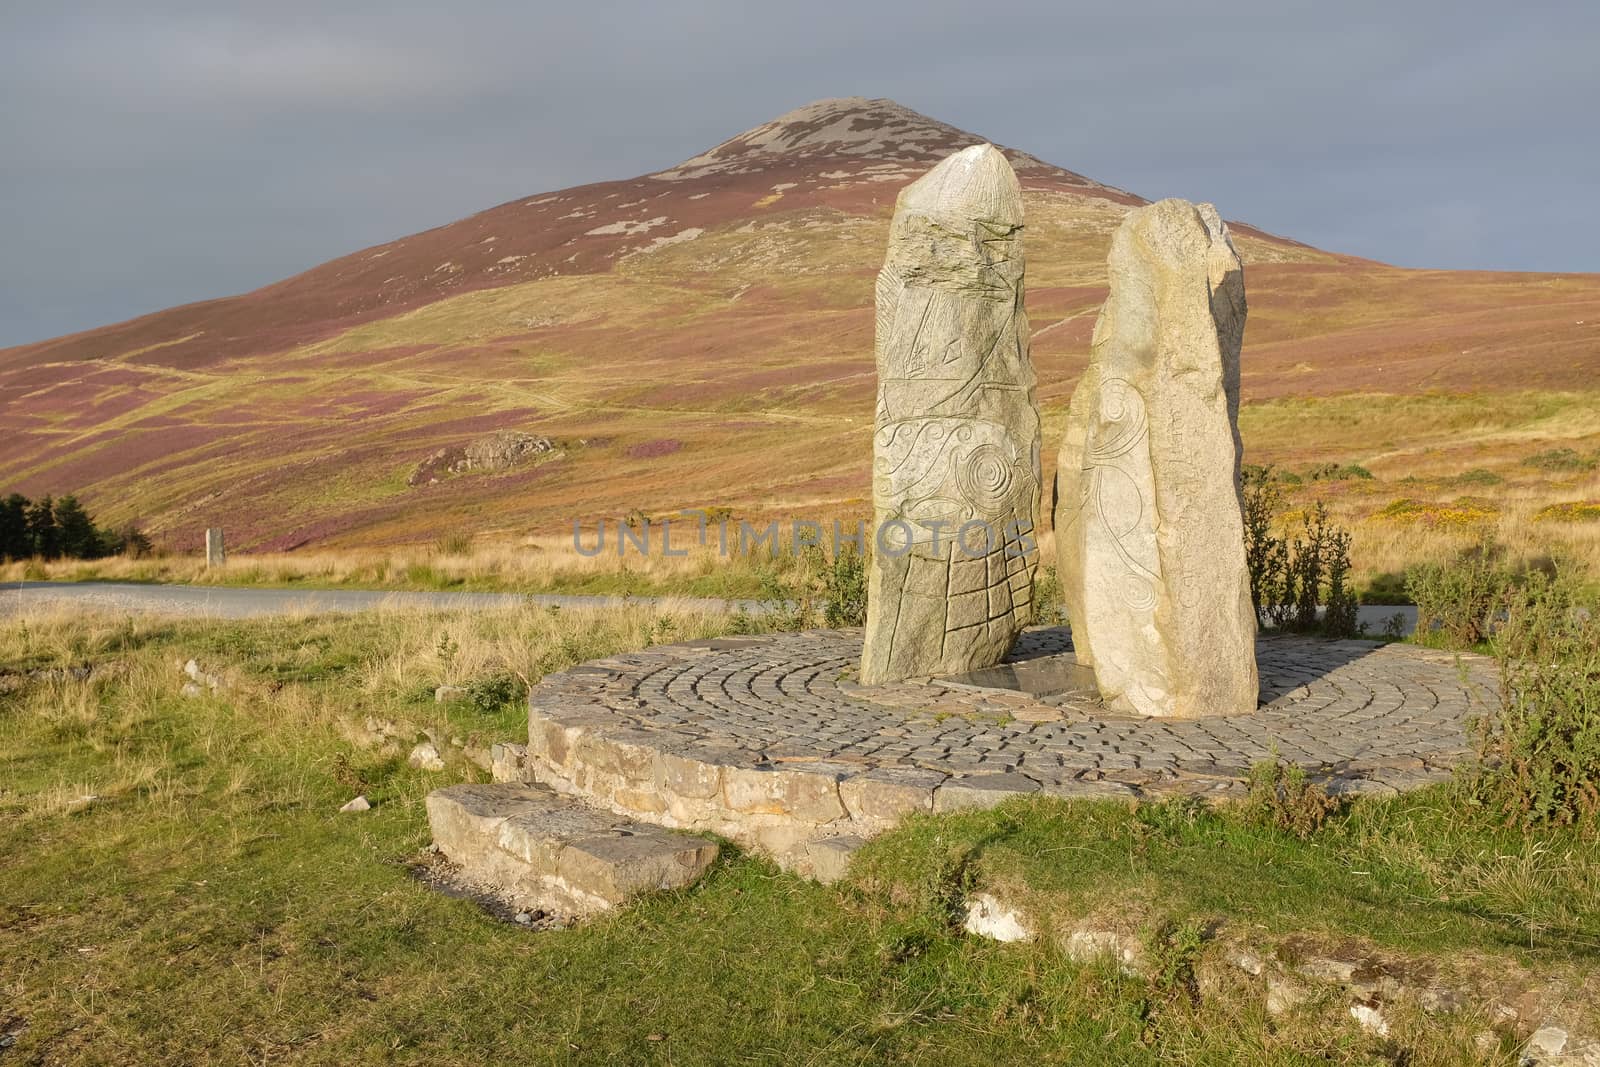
[3,607,1596,1064]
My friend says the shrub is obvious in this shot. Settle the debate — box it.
[1377,498,1427,520]
[1242,463,1298,486]
[1451,468,1504,487]
[1321,524,1360,638]
[1404,536,1520,648]
[1533,501,1600,524]
[1242,468,1361,637]
[1522,447,1597,473]
[105,525,154,559]
[1241,467,1289,624]
[1303,462,1374,482]
[1031,564,1068,627]
[741,559,814,633]
[466,672,522,714]
[1376,496,1498,528]
[819,543,868,628]
[1242,759,1340,839]
[1465,566,1600,829]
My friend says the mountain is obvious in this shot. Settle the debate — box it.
[4,97,1598,551]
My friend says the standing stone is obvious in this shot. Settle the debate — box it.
[204,527,225,567]
[1054,199,1257,717]
[861,144,1040,686]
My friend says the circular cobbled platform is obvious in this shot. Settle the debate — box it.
[500,628,1498,876]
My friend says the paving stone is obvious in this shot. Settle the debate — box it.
[839,766,947,826]
[933,772,1042,813]
[509,628,1492,875]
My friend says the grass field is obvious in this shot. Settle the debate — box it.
[3,604,1597,1064]
[10,402,1600,606]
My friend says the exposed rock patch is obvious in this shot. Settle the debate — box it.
[409,430,563,487]
[960,888,1600,1061]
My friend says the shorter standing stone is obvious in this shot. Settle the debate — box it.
[1054,199,1257,717]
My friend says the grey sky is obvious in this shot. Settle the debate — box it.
[3,1,1596,347]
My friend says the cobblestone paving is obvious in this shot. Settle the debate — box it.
[531,628,1498,798]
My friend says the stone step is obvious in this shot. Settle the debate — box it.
[425,783,719,917]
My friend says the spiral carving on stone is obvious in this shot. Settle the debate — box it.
[1088,378,1147,463]
[957,442,1016,515]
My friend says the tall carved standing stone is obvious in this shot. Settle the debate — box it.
[861,144,1040,686]
[1054,198,1257,717]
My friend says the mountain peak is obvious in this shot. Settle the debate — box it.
[652,96,1062,183]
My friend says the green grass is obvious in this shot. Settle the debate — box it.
[858,796,1599,964]
[1239,390,1600,460]
[3,608,1596,1063]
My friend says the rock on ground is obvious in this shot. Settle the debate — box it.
[408,741,446,772]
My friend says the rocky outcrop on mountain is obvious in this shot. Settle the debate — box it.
[409,431,561,487]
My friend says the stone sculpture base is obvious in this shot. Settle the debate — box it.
[485,629,1493,881]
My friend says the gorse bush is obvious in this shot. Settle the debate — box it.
[1533,501,1600,524]
[1241,467,1361,637]
[1467,566,1600,830]
[1376,496,1499,528]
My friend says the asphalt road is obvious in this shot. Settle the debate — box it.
[0,580,1420,634]
[0,581,767,619]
